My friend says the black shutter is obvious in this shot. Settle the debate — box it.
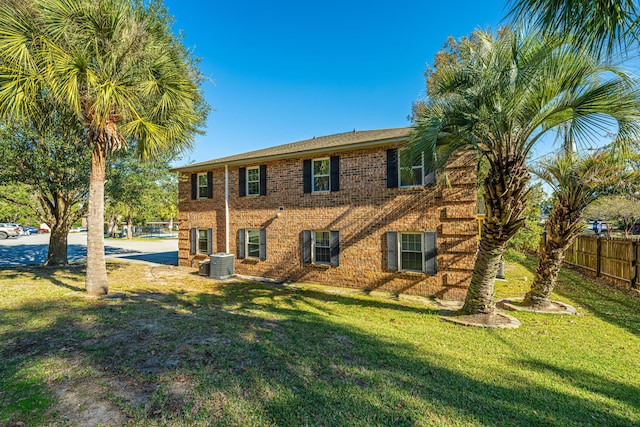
[239,167,246,197]
[424,232,437,274]
[207,228,213,254]
[259,228,267,260]
[207,172,213,198]
[238,229,246,258]
[386,231,398,271]
[302,230,312,264]
[303,159,312,193]
[387,149,398,188]
[259,165,267,196]
[330,230,340,266]
[191,174,197,199]
[190,228,197,254]
[330,156,340,192]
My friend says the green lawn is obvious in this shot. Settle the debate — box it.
[1,257,639,426]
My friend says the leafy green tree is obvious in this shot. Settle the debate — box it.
[0,0,207,295]
[507,0,639,56]
[585,195,640,237]
[410,29,640,316]
[0,113,90,265]
[0,183,37,224]
[105,150,177,238]
[524,150,637,308]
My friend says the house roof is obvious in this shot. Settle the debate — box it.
[173,127,412,172]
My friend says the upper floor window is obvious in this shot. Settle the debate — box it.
[246,167,260,196]
[303,157,339,193]
[313,158,330,192]
[191,172,212,199]
[198,173,209,198]
[239,165,267,197]
[398,149,424,188]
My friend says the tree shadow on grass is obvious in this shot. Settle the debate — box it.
[1,274,639,425]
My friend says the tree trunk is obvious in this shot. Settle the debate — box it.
[524,197,585,309]
[46,223,70,266]
[523,242,565,309]
[460,153,530,315]
[127,213,133,239]
[86,142,108,296]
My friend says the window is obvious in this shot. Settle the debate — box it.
[238,228,266,260]
[386,231,437,274]
[302,230,339,266]
[400,233,423,272]
[247,229,260,258]
[198,229,209,254]
[246,167,260,196]
[313,231,331,264]
[190,227,213,255]
[198,173,208,198]
[398,149,424,188]
[312,158,330,192]
[239,165,266,197]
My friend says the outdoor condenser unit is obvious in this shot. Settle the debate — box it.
[209,253,235,279]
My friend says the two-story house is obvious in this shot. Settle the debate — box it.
[175,127,477,300]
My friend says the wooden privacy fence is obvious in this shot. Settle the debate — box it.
[563,235,639,288]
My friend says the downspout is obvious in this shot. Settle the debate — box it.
[225,164,229,253]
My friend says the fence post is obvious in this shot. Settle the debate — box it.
[596,236,602,278]
[631,240,638,289]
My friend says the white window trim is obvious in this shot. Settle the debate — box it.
[197,228,209,254]
[246,229,261,259]
[398,149,424,188]
[399,232,424,272]
[246,166,260,197]
[312,157,330,193]
[197,172,209,199]
[312,230,331,265]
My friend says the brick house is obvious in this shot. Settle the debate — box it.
[175,127,477,300]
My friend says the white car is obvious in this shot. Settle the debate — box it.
[0,223,20,239]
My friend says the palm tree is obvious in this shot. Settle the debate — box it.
[523,150,636,308]
[507,0,639,56]
[0,0,206,295]
[410,29,640,316]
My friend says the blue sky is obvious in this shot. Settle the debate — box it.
[164,0,509,163]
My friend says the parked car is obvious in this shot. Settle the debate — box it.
[0,223,20,239]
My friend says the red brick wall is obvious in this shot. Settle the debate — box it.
[178,144,477,300]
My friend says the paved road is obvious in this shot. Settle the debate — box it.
[0,232,178,267]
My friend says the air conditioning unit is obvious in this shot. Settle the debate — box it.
[210,253,235,279]
[198,260,210,276]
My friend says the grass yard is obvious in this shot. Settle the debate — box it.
[1,256,639,426]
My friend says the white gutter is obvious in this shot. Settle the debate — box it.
[225,165,229,253]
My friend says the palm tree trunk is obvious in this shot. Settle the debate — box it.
[523,241,565,309]
[461,155,530,315]
[461,234,507,314]
[86,142,108,296]
[524,200,586,309]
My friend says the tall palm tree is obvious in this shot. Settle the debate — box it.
[410,29,640,316]
[0,0,206,295]
[507,0,639,56]
[524,150,637,308]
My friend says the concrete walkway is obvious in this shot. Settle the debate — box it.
[0,232,178,267]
